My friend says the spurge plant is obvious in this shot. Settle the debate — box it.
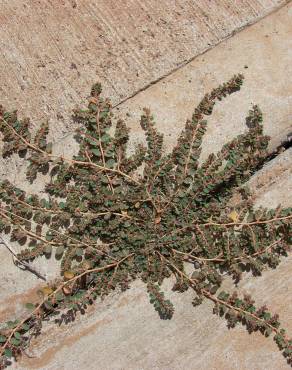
[0,74,291,368]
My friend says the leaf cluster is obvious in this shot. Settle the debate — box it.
[0,75,291,368]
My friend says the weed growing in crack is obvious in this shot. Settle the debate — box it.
[0,75,291,368]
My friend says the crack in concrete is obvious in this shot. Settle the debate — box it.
[112,0,292,110]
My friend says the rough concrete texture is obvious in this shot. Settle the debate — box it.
[115,2,292,159]
[11,148,292,370]
[0,1,291,369]
[0,0,288,131]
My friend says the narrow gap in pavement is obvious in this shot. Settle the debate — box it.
[265,133,292,163]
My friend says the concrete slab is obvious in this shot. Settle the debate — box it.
[10,148,292,370]
[0,0,288,133]
[115,2,292,159]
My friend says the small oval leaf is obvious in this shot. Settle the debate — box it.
[41,286,53,296]
[25,302,35,311]
[64,271,75,280]
[4,348,12,358]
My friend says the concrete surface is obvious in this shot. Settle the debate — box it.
[0,1,291,369]
[0,0,288,133]
[1,3,292,318]
[11,148,292,370]
[115,2,292,160]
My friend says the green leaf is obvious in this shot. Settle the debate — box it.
[0,335,7,343]
[4,348,12,358]
[86,137,98,145]
[101,134,110,143]
[10,338,21,346]
[55,292,65,301]
[45,232,53,241]
[106,159,115,168]
[59,201,66,209]
[6,320,18,329]
[14,332,21,340]
[55,245,64,257]
[100,176,108,184]
[100,111,108,119]
[91,148,101,156]
[45,245,52,255]
[75,248,83,257]
[21,323,30,332]
[72,291,85,300]
[25,302,35,311]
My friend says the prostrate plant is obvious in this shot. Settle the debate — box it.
[0,75,291,368]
